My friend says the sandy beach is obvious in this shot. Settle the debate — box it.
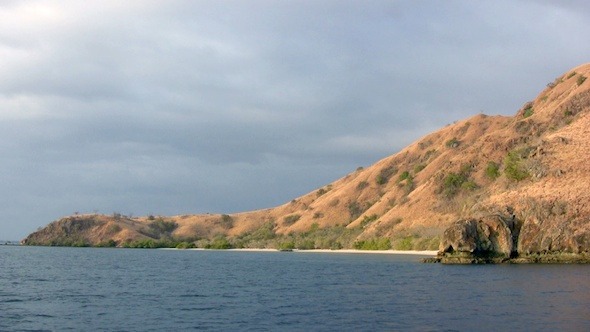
[291,249,438,256]
[177,248,438,256]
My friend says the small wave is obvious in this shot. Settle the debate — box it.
[178,294,207,298]
[33,313,54,318]
[2,298,24,303]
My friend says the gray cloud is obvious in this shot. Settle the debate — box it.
[1,0,589,239]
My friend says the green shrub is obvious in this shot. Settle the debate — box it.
[123,239,171,249]
[330,241,343,250]
[233,221,276,248]
[376,165,397,185]
[296,225,362,250]
[567,71,577,79]
[445,138,460,148]
[423,149,437,160]
[356,181,369,190]
[308,222,320,233]
[97,239,117,247]
[440,163,477,197]
[149,219,178,234]
[413,164,426,173]
[523,106,534,118]
[220,214,234,228]
[398,171,411,182]
[107,224,122,234]
[443,172,467,197]
[360,214,378,228]
[206,236,232,249]
[504,151,529,181]
[394,236,414,250]
[278,241,295,250]
[296,239,316,250]
[176,241,195,249]
[461,180,478,190]
[347,201,373,220]
[283,214,301,226]
[399,236,440,250]
[577,75,587,86]
[353,238,391,250]
[71,239,90,247]
[485,161,500,180]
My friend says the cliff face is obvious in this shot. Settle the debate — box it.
[23,64,590,254]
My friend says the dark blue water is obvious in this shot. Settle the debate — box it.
[1,246,589,331]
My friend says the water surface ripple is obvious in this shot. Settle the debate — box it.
[1,246,589,331]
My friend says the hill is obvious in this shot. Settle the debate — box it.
[22,63,590,254]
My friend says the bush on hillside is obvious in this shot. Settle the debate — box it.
[149,219,178,234]
[485,161,500,180]
[206,236,232,249]
[441,163,478,197]
[353,238,391,250]
[356,181,369,190]
[220,214,234,228]
[283,214,301,226]
[445,138,460,148]
[504,150,529,181]
[376,165,397,185]
[413,164,426,173]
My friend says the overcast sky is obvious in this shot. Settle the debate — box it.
[1,1,589,240]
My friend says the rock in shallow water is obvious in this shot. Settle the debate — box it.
[437,215,518,264]
[434,213,590,264]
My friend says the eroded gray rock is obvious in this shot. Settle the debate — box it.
[438,215,518,264]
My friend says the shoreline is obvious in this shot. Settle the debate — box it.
[173,248,438,256]
[292,249,438,256]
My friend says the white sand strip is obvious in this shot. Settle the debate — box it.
[165,247,438,255]
[292,249,438,255]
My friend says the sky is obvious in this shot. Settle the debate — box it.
[1,0,589,240]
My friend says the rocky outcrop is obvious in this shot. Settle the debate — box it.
[518,217,590,255]
[433,211,590,264]
[437,215,519,263]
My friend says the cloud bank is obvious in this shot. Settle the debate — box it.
[1,0,589,239]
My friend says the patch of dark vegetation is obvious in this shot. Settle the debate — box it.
[376,165,398,185]
[445,138,460,148]
[356,181,369,191]
[353,238,391,250]
[123,238,183,249]
[504,149,530,181]
[360,214,378,228]
[347,201,374,220]
[485,161,500,180]
[439,163,478,197]
[413,164,426,174]
[283,214,301,226]
[146,218,178,238]
[219,214,234,228]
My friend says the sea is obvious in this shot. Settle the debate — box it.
[1,246,589,331]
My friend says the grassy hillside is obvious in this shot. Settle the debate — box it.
[23,63,590,251]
